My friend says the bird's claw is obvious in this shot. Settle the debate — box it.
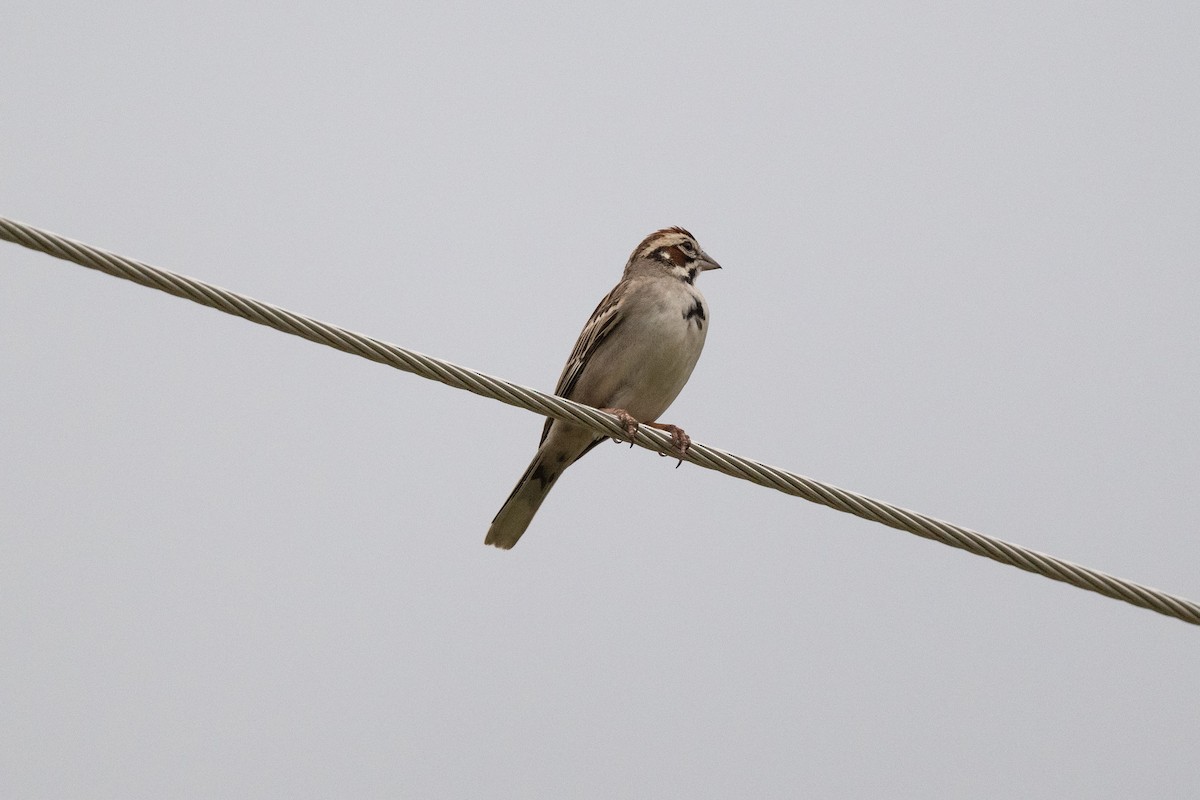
[646,422,690,466]
[601,408,640,445]
[601,411,691,466]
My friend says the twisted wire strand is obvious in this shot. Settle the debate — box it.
[3,215,1197,627]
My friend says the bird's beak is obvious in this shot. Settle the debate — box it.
[698,250,722,271]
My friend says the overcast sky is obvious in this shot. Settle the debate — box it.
[3,3,1199,797]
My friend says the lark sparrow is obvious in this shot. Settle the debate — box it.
[485,227,722,549]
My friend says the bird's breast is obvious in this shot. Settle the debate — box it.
[589,287,709,421]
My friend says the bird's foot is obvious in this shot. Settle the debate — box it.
[645,422,691,467]
[600,408,640,447]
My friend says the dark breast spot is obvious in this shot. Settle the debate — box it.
[683,298,706,329]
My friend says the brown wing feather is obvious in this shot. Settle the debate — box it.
[538,280,628,445]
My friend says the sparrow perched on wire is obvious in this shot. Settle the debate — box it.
[485,227,722,549]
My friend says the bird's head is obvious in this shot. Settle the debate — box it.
[628,227,722,285]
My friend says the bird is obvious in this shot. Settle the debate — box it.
[485,227,722,549]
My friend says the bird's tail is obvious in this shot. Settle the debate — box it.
[485,453,561,549]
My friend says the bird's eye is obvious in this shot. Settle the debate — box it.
[681,242,696,254]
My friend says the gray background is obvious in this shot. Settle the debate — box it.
[3,2,1198,797]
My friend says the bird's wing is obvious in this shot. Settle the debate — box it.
[539,279,629,445]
